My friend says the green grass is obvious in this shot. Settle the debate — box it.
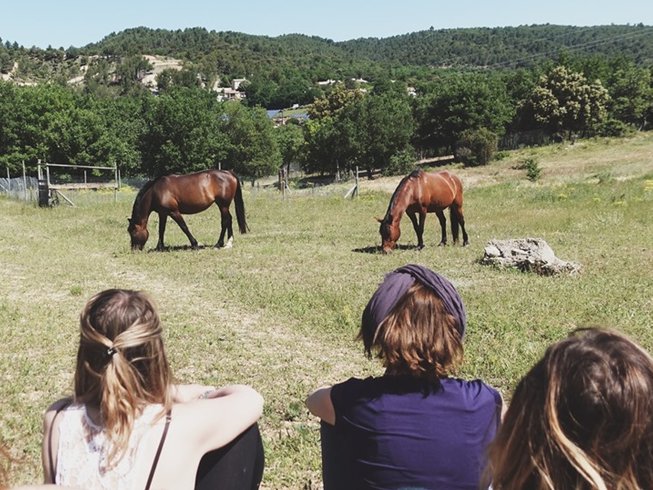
[1,133,653,488]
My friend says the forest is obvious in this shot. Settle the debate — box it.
[0,24,652,180]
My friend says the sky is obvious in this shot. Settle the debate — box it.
[1,0,652,49]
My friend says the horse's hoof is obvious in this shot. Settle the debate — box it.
[438,242,447,247]
[416,245,425,251]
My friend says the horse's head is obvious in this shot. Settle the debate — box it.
[377,217,399,254]
[127,218,149,251]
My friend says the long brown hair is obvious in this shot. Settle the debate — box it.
[359,281,463,381]
[74,289,172,467]
[487,328,653,489]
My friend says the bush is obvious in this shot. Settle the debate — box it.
[382,149,417,176]
[516,157,542,182]
[597,119,635,138]
[455,128,498,167]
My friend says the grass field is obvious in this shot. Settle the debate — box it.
[1,133,652,488]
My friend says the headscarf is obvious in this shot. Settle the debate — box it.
[361,264,466,340]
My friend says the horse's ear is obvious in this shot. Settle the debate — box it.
[127,217,132,224]
[374,217,383,223]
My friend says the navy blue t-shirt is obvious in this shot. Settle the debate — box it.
[329,375,501,490]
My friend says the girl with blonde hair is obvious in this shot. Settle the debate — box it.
[487,328,653,489]
[42,289,264,490]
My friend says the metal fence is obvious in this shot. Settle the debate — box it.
[0,176,39,202]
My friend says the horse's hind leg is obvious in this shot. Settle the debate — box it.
[215,206,233,248]
[451,205,469,246]
[169,211,199,249]
[435,209,447,246]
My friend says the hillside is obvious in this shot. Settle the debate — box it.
[1,24,652,90]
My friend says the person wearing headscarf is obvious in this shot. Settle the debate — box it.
[306,264,502,490]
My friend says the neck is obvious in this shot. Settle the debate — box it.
[130,184,154,226]
[385,182,412,223]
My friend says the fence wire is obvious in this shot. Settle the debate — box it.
[0,176,39,201]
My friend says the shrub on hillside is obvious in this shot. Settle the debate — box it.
[454,128,498,167]
[597,119,635,138]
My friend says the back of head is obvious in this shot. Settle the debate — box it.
[359,264,466,382]
[488,328,653,489]
[75,289,172,466]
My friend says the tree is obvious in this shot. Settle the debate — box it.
[525,65,609,137]
[414,73,513,154]
[140,87,226,176]
[303,84,364,176]
[605,62,652,129]
[347,87,415,176]
[455,128,498,166]
[82,94,148,173]
[115,55,153,94]
[0,83,79,171]
[275,121,305,176]
[219,102,281,182]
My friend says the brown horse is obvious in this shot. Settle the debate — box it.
[128,169,248,251]
[378,169,468,253]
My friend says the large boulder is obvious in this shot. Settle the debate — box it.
[481,238,581,276]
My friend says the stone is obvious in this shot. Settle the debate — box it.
[481,238,581,276]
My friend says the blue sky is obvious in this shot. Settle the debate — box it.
[2,0,652,49]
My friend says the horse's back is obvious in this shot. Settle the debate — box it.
[421,170,463,207]
[152,170,236,213]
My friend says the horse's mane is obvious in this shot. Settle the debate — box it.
[130,178,158,218]
[383,169,423,222]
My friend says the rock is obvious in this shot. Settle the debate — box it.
[481,238,581,276]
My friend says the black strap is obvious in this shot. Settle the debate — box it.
[47,400,72,483]
[144,410,172,490]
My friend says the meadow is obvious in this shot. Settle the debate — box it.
[1,133,652,488]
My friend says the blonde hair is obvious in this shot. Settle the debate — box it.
[487,328,653,489]
[359,282,463,381]
[74,289,172,467]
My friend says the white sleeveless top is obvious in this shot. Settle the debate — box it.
[55,403,167,490]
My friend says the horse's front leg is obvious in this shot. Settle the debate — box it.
[435,209,447,246]
[407,211,425,250]
[215,206,233,248]
[156,213,168,251]
[169,211,199,249]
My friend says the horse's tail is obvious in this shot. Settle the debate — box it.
[233,175,249,234]
[449,174,465,243]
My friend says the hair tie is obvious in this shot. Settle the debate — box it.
[106,346,117,358]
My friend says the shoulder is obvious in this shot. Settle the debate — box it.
[330,377,373,401]
[167,385,263,454]
[442,378,502,408]
[43,398,74,426]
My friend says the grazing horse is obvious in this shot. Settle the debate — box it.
[378,169,468,253]
[128,169,248,251]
